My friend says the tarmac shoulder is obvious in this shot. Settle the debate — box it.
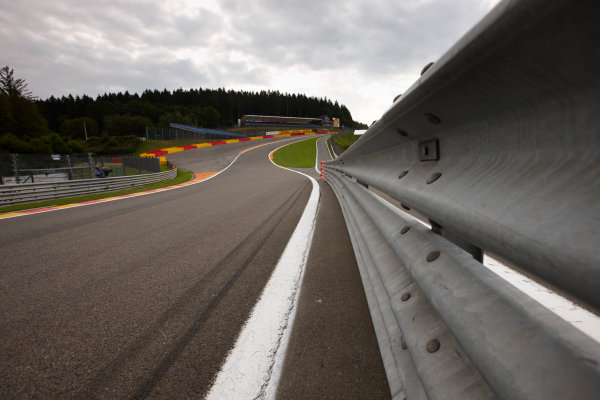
[276,180,390,399]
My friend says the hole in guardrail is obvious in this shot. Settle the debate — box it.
[419,139,440,161]
[421,61,434,75]
[429,220,483,261]
[400,226,410,234]
[401,292,411,301]
[426,172,442,184]
[426,251,441,262]
[401,203,411,210]
[425,113,441,124]
[396,128,408,137]
[398,170,409,179]
[426,339,440,353]
[430,220,442,235]
[401,338,407,350]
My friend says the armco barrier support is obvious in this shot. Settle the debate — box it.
[324,0,600,399]
[0,168,177,206]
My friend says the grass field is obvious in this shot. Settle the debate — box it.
[271,137,318,168]
[0,168,194,214]
[334,133,360,151]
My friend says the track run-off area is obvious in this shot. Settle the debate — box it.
[0,136,390,399]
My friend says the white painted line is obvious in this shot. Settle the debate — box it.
[314,136,332,175]
[482,255,600,343]
[324,135,334,160]
[314,138,320,174]
[205,145,319,400]
[0,139,299,220]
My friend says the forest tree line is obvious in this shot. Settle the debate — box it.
[1,66,366,154]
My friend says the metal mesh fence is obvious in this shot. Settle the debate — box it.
[0,153,159,185]
[145,127,233,140]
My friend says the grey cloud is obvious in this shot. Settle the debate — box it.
[0,0,499,122]
[222,0,494,75]
[1,0,227,97]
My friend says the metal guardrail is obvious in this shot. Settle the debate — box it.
[0,168,177,206]
[324,0,600,399]
[328,133,342,158]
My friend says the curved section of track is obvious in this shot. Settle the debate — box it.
[0,137,313,399]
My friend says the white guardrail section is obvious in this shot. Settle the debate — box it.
[0,168,177,206]
[324,0,600,399]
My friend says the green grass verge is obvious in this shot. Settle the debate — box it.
[334,133,360,151]
[0,168,194,214]
[271,137,318,168]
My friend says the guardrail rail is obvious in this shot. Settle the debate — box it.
[0,168,177,206]
[324,0,600,399]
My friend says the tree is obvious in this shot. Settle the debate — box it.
[0,93,16,134]
[190,106,221,129]
[0,66,35,99]
[0,67,49,139]
[60,117,98,140]
[103,115,151,136]
[10,96,49,138]
[157,110,193,128]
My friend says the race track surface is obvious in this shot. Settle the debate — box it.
[0,136,389,399]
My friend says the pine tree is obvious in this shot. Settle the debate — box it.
[0,66,35,99]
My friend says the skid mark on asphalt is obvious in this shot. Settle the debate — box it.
[205,144,320,399]
[75,182,310,399]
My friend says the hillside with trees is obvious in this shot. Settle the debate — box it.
[0,66,367,154]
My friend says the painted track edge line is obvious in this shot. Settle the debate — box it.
[0,139,298,220]
[314,137,320,174]
[204,144,320,400]
[326,134,335,160]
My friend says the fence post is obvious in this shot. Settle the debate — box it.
[12,154,20,184]
[65,154,73,180]
[87,153,94,179]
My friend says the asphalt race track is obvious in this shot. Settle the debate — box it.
[0,136,389,399]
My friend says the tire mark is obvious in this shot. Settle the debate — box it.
[0,187,200,247]
[76,180,310,399]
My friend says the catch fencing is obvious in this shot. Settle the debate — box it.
[324,0,600,399]
[0,153,160,185]
[145,126,241,140]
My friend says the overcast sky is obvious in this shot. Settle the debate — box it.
[0,0,500,124]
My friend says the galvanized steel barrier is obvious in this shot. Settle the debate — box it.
[0,168,177,206]
[324,0,600,399]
